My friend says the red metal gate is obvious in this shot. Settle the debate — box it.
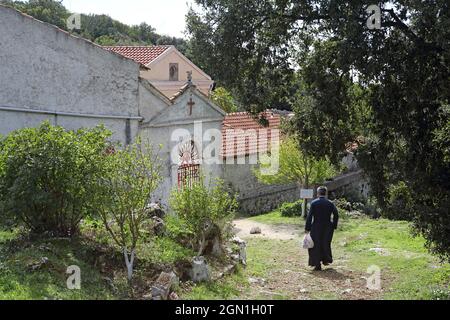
[177,163,200,188]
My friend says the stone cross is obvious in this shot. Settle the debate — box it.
[187,97,195,115]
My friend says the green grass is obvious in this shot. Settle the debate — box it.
[1,208,449,300]
[182,269,247,300]
[138,237,195,265]
[0,229,118,300]
[0,227,195,300]
[333,217,450,299]
[252,210,450,299]
[185,210,450,300]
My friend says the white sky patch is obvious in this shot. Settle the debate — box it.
[62,0,199,38]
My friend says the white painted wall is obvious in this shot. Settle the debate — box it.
[140,87,225,206]
[0,5,142,144]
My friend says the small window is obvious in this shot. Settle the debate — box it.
[169,63,179,81]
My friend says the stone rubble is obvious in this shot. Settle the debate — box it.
[151,271,179,300]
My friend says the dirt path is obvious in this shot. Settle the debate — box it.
[232,218,384,300]
[233,218,301,240]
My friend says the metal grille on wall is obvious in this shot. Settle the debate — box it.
[177,163,200,188]
[177,139,200,188]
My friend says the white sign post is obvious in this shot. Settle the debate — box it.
[300,189,314,199]
[300,189,314,217]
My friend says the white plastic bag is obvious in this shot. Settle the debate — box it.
[302,233,314,249]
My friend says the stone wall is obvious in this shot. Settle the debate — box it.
[325,170,370,202]
[223,159,370,215]
[222,158,301,215]
[0,5,142,144]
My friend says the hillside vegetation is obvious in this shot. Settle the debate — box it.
[0,0,188,52]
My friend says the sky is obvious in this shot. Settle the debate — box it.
[62,0,199,38]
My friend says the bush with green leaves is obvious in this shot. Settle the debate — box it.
[210,87,239,113]
[169,177,238,256]
[164,214,194,244]
[0,122,111,236]
[333,198,351,211]
[279,200,304,217]
[384,181,415,220]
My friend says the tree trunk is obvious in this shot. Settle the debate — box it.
[123,248,135,282]
[303,177,310,219]
[197,232,206,257]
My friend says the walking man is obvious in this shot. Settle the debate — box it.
[305,186,339,271]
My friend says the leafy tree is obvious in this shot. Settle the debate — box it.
[291,52,372,165]
[210,87,239,113]
[169,177,237,257]
[0,122,111,236]
[255,136,336,188]
[97,140,162,282]
[255,136,337,216]
[1,0,70,28]
[1,0,188,51]
[186,4,296,110]
[94,35,120,46]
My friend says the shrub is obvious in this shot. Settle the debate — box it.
[0,122,111,237]
[164,214,194,244]
[363,196,382,218]
[384,181,414,220]
[340,186,367,205]
[333,198,351,212]
[279,200,304,217]
[169,177,238,256]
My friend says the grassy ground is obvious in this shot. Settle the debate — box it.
[0,227,194,300]
[181,210,450,300]
[1,210,449,300]
[0,229,118,299]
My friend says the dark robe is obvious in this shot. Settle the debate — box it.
[305,197,339,267]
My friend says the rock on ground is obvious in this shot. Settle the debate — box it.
[151,271,179,300]
[189,256,211,283]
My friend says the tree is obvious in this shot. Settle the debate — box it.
[291,51,372,165]
[255,136,337,216]
[2,0,70,29]
[186,4,296,110]
[1,0,188,50]
[98,140,162,282]
[210,87,239,113]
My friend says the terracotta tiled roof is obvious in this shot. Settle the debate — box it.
[345,136,365,153]
[103,45,171,66]
[221,112,281,158]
